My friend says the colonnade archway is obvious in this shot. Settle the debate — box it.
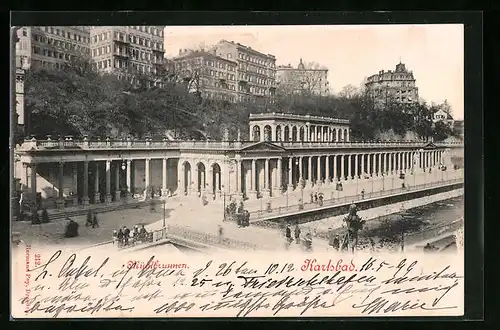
[250,124,350,142]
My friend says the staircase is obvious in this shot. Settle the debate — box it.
[42,199,165,221]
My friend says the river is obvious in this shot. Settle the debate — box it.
[343,196,464,251]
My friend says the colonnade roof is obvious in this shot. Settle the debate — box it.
[249,112,350,125]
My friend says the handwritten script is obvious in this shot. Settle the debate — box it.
[11,248,464,318]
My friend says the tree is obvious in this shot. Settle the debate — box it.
[433,121,453,141]
[338,84,360,99]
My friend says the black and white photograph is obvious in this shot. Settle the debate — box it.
[10,15,475,319]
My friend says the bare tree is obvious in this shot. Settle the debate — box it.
[338,84,360,99]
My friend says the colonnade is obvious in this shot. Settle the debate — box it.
[252,124,350,142]
[22,149,447,206]
[23,158,171,207]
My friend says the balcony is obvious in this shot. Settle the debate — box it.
[114,52,129,58]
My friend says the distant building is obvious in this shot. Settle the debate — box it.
[213,40,277,103]
[276,59,329,96]
[433,109,454,127]
[15,26,91,69]
[89,26,165,84]
[173,49,238,102]
[365,62,419,106]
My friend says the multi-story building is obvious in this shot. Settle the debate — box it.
[365,62,419,106]
[433,109,454,127]
[173,49,238,102]
[15,26,91,69]
[89,26,165,81]
[213,40,277,103]
[276,59,329,96]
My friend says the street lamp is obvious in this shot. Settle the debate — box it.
[400,203,406,252]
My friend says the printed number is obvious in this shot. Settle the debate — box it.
[34,253,41,266]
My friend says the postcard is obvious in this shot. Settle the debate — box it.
[11,22,465,318]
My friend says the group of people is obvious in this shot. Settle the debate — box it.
[112,225,150,248]
[309,192,324,206]
[285,224,313,251]
[85,211,99,228]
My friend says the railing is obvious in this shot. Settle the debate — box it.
[18,137,464,151]
[249,112,351,124]
[167,224,258,250]
[404,218,463,247]
[248,177,464,221]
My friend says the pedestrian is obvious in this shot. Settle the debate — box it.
[314,193,318,203]
[133,226,140,244]
[310,193,314,203]
[112,230,118,245]
[123,226,130,246]
[117,228,124,247]
[318,194,323,206]
[64,218,79,238]
[150,199,156,212]
[361,189,365,199]
[333,235,340,251]
[285,224,293,245]
[92,214,99,228]
[304,232,312,252]
[86,210,93,227]
[294,225,301,244]
[41,208,50,223]
[217,224,224,244]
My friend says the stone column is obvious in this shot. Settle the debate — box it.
[114,162,121,201]
[333,155,338,180]
[299,156,303,179]
[94,162,100,203]
[307,156,313,186]
[162,158,168,196]
[72,163,78,205]
[235,160,241,195]
[263,158,270,197]
[389,153,393,174]
[361,154,365,178]
[354,154,359,179]
[105,160,112,203]
[29,163,37,195]
[288,157,293,190]
[126,160,132,198]
[277,158,282,192]
[56,162,64,209]
[340,154,345,181]
[377,153,382,176]
[325,156,330,183]
[82,161,89,206]
[251,159,257,197]
[347,154,352,180]
[145,158,151,196]
[317,156,321,183]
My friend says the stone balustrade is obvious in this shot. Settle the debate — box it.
[18,136,464,151]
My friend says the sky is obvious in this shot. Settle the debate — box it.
[164,24,464,120]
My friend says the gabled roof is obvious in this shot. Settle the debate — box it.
[423,141,438,149]
[239,141,287,152]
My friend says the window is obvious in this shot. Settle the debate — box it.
[22,29,27,37]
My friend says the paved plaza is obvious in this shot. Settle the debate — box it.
[12,168,463,252]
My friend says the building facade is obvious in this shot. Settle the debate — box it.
[173,50,239,102]
[213,40,277,103]
[249,113,350,142]
[89,26,165,80]
[15,26,91,69]
[14,113,463,207]
[433,109,454,127]
[276,59,329,96]
[365,62,419,106]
